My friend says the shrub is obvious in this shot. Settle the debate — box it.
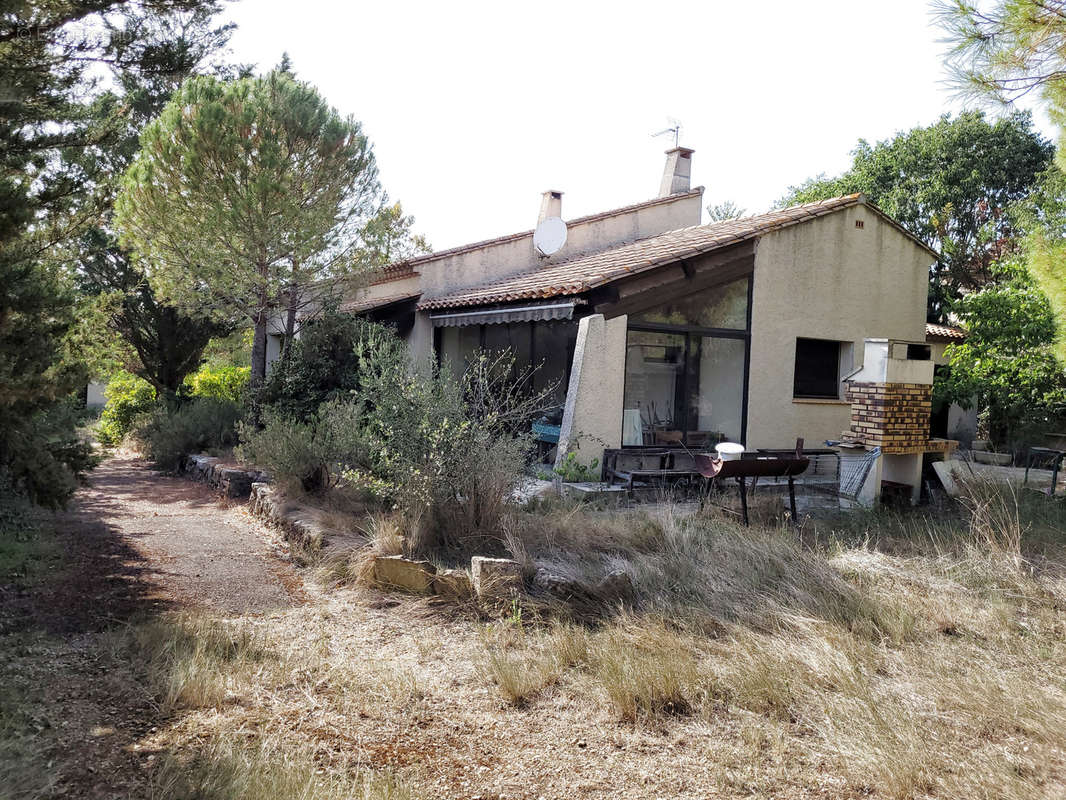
[259,310,382,421]
[183,364,249,404]
[553,452,600,482]
[135,398,242,470]
[98,371,157,445]
[235,400,364,493]
[342,336,553,552]
[0,400,100,510]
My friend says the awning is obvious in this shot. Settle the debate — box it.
[429,299,579,328]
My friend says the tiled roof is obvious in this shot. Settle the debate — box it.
[373,188,705,285]
[341,291,421,314]
[419,194,888,310]
[925,322,967,341]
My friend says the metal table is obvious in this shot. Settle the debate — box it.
[1024,447,1066,496]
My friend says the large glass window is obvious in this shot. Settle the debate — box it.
[623,331,686,446]
[623,276,750,447]
[630,276,749,330]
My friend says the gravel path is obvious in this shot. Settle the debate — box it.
[81,451,300,614]
[0,452,305,799]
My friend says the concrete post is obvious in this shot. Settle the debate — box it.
[555,313,628,471]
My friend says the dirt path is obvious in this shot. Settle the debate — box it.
[0,452,302,799]
[81,451,302,615]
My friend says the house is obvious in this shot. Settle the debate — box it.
[925,322,977,445]
[347,148,941,480]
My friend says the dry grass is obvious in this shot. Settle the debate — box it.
[10,477,1062,799]
[151,737,414,800]
[133,614,277,713]
[315,513,405,586]
[470,483,1066,798]
[129,479,1063,799]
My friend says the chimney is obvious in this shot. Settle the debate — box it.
[659,147,694,197]
[538,190,563,222]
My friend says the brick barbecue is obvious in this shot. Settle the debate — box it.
[844,382,933,454]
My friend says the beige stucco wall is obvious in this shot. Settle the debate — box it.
[416,192,703,297]
[556,314,628,469]
[745,206,933,449]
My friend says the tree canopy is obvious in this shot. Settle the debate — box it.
[1,0,224,507]
[935,263,1066,451]
[114,69,413,387]
[781,111,1052,319]
[69,2,243,397]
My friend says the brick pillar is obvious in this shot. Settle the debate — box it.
[844,382,932,455]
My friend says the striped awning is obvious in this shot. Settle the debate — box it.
[428,299,579,328]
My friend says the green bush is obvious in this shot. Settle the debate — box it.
[235,400,363,493]
[258,310,381,421]
[98,371,157,445]
[341,332,552,551]
[1,400,101,509]
[135,398,242,470]
[184,364,250,404]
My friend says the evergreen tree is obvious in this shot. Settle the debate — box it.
[68,3,245,398]
[0,1,221,507]
[115,70,420,389]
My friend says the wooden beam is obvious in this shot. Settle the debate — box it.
[595,248,755,319]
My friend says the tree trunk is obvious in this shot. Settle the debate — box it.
[281,284,298,363]
[251,311,268,385]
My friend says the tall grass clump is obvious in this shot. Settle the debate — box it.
[508,502,912,641]
[956,474,1025,559]
[151,738,413,800]
[132,614,274,712]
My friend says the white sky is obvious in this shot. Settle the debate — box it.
[221,0,1054,251]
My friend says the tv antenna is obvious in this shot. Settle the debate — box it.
[651,119,682,147]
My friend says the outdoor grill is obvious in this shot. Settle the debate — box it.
[694,448,810,526]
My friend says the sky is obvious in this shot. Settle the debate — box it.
[220,0,1054,251]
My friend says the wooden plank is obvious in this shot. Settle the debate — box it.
[595,246,755,319]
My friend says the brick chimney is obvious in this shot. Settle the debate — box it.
[538,190,563,222]
[659,147,694,197]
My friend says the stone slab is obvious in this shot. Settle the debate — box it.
[470,556,522,598]
[374,555,437,594]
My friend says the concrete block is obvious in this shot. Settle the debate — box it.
[373,555,437,594]
[219,468,253,499]
[432,568,474,600]
[471,556,522,598]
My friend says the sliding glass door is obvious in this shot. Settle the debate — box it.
[622,276,750,449]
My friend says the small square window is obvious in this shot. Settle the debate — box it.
[794,338,843,399]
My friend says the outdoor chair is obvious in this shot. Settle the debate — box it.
[1023,446,1066,497]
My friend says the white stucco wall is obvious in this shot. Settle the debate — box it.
[556,314,628,469]
[87,380,107,408]
[745,205,933,449]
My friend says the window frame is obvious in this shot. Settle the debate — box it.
[792,337,847,400]
[622,275,752,447]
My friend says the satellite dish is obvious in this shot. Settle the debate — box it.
[533,216,567,257]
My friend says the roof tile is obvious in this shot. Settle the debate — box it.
[419,194,880,310]
[925,322,967,341]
